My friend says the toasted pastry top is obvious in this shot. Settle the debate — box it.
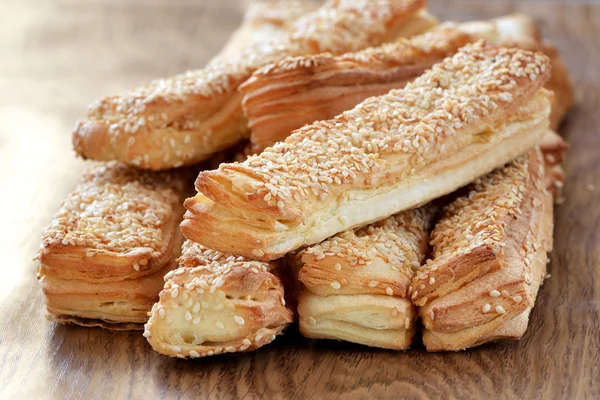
[73,0,426,170]
[38,162,188,281]
[298,207,434,297]
[411,149,547,306]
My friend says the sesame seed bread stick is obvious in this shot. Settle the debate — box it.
[144,241,293,358]
[241,13,571,154]
[240,23,471,152]
[72,0,432,171]
[37,162,191,329]
[182,42,552,261]
[411,149,552,351]
[294,206,435,350]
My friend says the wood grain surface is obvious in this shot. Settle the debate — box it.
[1,1,598,399]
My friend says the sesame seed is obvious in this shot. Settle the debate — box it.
[368,280,379,288]
[308,316,317,326]
[184,311,192,321]
[512,295,523,303]
[216,321,225,330]
[171,288,179,299]
[158,308,165,319]
[243,338,251,346]
[189,350,200,358]
[234,316,245,325]
[496,305,506,314]
[225,346,236,353]
[334,263,342,270]
[489,290,501,297]
[482,303,491,313]
[386,287,393,296]
[330,281,341,289]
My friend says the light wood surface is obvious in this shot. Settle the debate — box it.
[1,1,599,399]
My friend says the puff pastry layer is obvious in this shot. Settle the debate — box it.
[242,14,571,152]
[182,42,552,260]
[73,0,431,170]
[37,162,190,328]
[145,241,293,358]
[295,207,434,350]
[411,149,551,351]
[241,23,467,152]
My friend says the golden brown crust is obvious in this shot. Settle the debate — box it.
[145,241,293,358]
[411,149,551,351]
[73,0,428,170]
[183,42,552,260]
[298,206,435,297]
[294,206,434,349]
[36,162,190,329]
[39,263,174,330]
[38,162,189,282]
[241,23,471,152]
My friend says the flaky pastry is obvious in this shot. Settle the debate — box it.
[37,162,190,328]
[241,23,469,152]
[73,0,432,170]
[241,14,572,152]
[182,42,552,260]
[295,207,435,350]
[411,149,551,351]
[145,241,293,358]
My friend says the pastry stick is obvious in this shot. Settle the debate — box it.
[294,206,435,350]
[410,149,551,351]
[73,0,433,170]
[145,241,293,358]
[242,14,572,153]
[182,42,552,261]
[241,23,470,152]
[37,162,190,329]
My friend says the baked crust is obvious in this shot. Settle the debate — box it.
[241,23,469,152]
[36,162,190,328]
[39,263,174,330]
[72,0,430,170]
[144,241,293,358]
[295,207,434,349]
[38,162,189,282]
[182,42,552,260]
[411,149,551,351]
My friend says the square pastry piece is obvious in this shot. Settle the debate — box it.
[411,149,552,351]
[294,206,435,350]
[37,162,189,329]
[145,241,293,358]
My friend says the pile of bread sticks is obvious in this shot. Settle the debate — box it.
[36,0,573,356]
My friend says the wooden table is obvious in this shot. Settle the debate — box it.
[1,1,598,398]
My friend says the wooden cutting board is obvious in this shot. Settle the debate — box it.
[0,1,598,398]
